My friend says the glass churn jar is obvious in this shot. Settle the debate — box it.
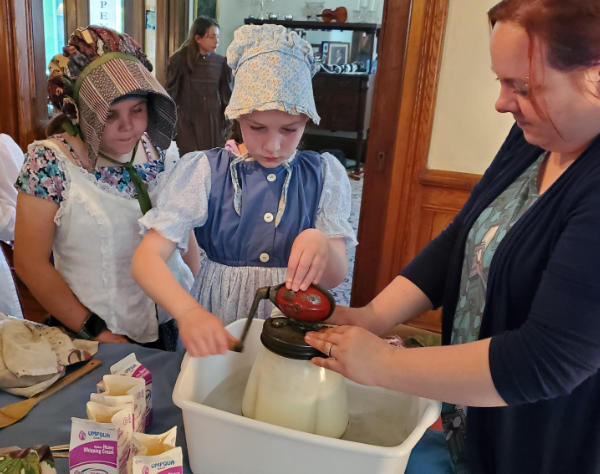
[241,317,349,438]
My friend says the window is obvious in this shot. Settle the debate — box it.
[89,0,124,32]
[42,0,65,75]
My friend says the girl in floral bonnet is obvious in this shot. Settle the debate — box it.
[14,25,199,351]
[133,24,357,357]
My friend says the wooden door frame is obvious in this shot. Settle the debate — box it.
[0,0,20,140]
[0,0,46,148]
[124,0,146,47]
[64,0,89,38]
[351,0,450,306]
[155,0,187,85]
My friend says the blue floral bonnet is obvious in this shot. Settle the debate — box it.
[224,24,320,125]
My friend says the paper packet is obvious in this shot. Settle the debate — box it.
[98,374,146,432]
[110,353,153,428]
[69,417,118,474]
[131,447,183,474]
[128,427,178,474]
[86,401,134,474]
[90,392,135,413]
[130,426,177,458]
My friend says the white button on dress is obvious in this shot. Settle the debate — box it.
[259,252,270,263]
[267,173,276,182]
[264,212,274,223]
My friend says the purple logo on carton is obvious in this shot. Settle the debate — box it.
[79,431,86,441]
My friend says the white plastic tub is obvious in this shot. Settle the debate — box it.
[173,319,441,474]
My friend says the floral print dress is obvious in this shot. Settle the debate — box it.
[15,132,165,203]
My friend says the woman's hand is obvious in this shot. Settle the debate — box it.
[327,304,372,328]
[176,306,238,357]
[286,228,330,291]
[95,329,129,344]
[304,325,396,387]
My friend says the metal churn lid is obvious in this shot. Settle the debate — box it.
[260,317,328,360]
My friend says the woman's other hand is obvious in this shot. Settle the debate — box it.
[305,325,395,387]
[176,306,238,357]
[95,329,129,344]
[327,304,371,327]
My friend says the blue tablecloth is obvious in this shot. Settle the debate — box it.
[0,343,190,472]
[0,343,451,473]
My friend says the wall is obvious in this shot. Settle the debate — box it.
[216,0,384,56]
[427,0,514,174]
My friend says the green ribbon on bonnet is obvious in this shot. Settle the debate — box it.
[98,142,152,215]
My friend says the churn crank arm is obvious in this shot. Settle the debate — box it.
[230,286,270,352]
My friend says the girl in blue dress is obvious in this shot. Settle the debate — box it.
[132,24,357,357]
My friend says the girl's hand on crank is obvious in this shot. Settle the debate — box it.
[286,228,329,292]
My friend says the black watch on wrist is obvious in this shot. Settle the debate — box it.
[76,312,107,340]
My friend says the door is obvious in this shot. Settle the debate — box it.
[353,0,478,332]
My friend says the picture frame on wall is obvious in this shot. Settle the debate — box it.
[321,41,329,59]
[311,43,321,60]
[145,9,156,30]
[194,0,217,18]
[326,41,350,65]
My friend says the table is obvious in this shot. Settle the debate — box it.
[0,343,191,472]
[0,343,451,473]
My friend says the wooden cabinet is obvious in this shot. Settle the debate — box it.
[313,73,368,131]
[310,72,374,166]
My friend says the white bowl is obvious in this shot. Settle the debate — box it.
[173,319,441,474]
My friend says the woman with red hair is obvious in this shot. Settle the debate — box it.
[306,1,600,471]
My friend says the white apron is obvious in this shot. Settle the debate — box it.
[37,139,192,343]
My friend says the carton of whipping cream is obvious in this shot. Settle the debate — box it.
[86,401,134,473]
[97,374,146,432]
[69,417,118,474]
[131,447,183,474]
[110,353,153,428]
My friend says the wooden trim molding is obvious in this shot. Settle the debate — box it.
[64,0,89,38]
[0,0,48,148]
[167,0,187,57]
[124,0,146,47]
[419,169,481,191]
[0,0,19,139]
[379,0,450,283]
[154,0,168,85]
[9,0,46,147]
[349,0,413,307]
[154,0,188,86]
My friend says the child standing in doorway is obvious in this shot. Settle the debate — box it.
[166,16,232,155]
[132,24,357,357]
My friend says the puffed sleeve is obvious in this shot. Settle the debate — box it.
[15,143,67,205]
[315,152,358,247]
[139,151,211,252]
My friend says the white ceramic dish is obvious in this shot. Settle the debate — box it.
[173,319,441,474]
